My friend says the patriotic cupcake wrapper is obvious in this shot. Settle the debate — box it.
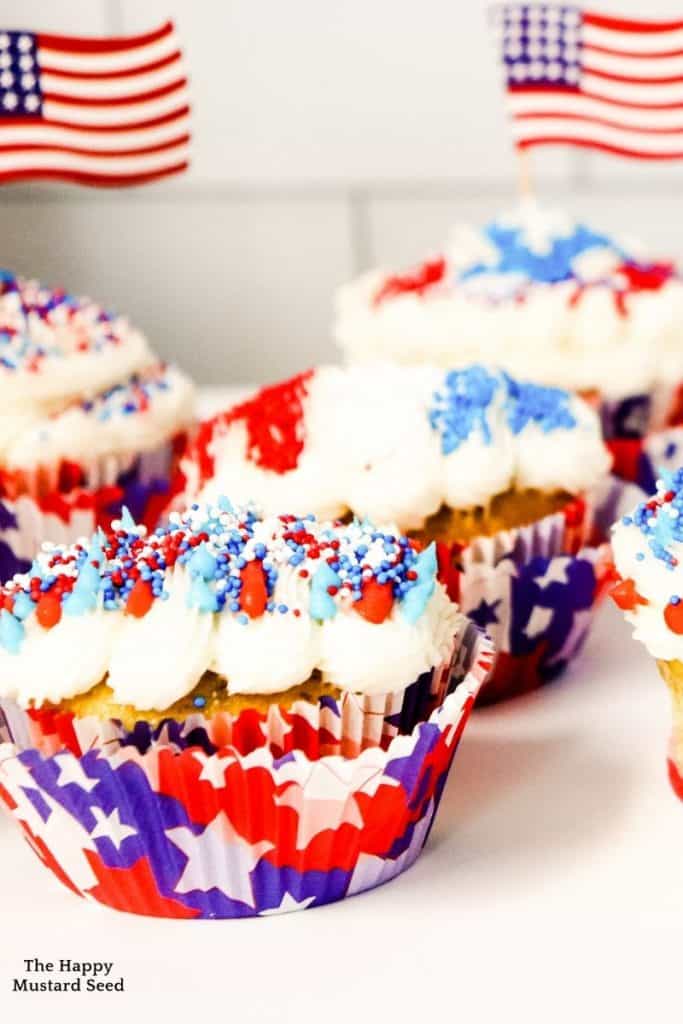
[0,621,493,919]
[594,380,683,488]
[0,433,186,584]
[1,613,477,763]
[437,493,613,704]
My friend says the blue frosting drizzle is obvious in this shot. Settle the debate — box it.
[401,543,437,624]
[310,563,341,621]
[0,609,24,653]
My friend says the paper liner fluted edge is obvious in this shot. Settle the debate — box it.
[0,623,493,919]
[437,490,614,704]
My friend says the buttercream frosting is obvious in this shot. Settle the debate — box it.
[0,271,194,477]
[181,363,611,530]
[612,467,683,661]
[0,500,460,710]
[334,201,683,399]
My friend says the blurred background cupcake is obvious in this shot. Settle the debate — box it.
[611,468,683,798]
[0,270,194,582]
[334,201,683,488]
[0,499,492,917]
[178,362,613,703]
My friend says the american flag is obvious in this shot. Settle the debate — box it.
[491,4,683,159]
[0,20,189,186]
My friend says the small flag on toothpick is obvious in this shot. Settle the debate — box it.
[0,20,190,186]
[490,4,683,161]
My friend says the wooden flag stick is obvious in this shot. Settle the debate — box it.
[516,146,534,201]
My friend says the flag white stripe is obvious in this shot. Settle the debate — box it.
[508,91,683,128]
[43,89,190,126]
[583,23,683,55]
[584,48,683,78]
[37,32,179,76]
[582,70,683,104]
[0,143,189,175]
[40,60,186,100]
[0,118,189,152]
[511,116,683,153]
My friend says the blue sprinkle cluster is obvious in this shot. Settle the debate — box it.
[622,466,683,570]
[429,365,500,455]
[459,220,623,285]
[429,365,576,454]
[503,374,576,435]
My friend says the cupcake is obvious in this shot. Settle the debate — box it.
[0,270,194,582]
[178,363,613,702]
[334,201,683,484]
[0,500,492,918]
[611,468,683,797]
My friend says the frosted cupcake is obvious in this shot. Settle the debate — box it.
[0,270,194,581]
[0,500,492,918]
[178,363,613,702]
[611,468,683,797]
[334,202,683,483]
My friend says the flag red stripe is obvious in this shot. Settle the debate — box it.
[0,162,188,186]
[0,134,189,159]
[509,84,683,111]
[514,110,683,135]
[42,77,187,108]
[584,63,683,86]
[39,49,181,82]
[583,12,683,34]
[36,20,174,56]
[517,136,683,158]
[584,42,683,59]
[0,106,190,134]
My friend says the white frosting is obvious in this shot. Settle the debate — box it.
[0,504,461,711]
[334,202,683,400]
[189,364,611,531]
[1,364,194,472]
[0,274,195,474]
[612,496,683,662]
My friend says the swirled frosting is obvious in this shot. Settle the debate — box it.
[612,467,683,661]
[0,271,194,474]
[181,364,611,529]
[334,202,683,399]
[0,500,460,710]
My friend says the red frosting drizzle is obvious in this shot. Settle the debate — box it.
[193,369,314,481]
[569,261,675,318]
[373,257,446,307]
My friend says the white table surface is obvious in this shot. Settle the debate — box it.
[2,392,683,1021]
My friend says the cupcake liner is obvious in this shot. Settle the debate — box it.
[0,433,186,584]
[0,622,493,919]
[1,615,476,766]
[594,381,683,488]
[435,494,614,704]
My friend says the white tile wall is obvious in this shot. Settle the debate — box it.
[0,0,679,385]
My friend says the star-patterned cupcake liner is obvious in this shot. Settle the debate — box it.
[595,380,683,488]
[0,433,187,584]
[437,492,613,704]
[0,622,493,919]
